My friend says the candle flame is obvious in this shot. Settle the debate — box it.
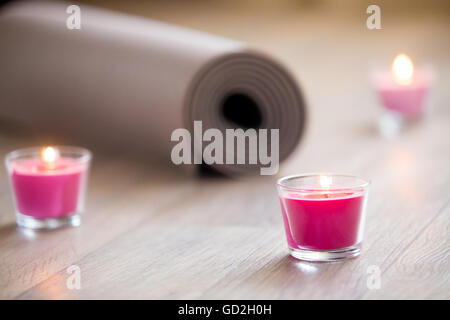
[319,175,332,189]
[41,146,59,165]
[392,54,414,85]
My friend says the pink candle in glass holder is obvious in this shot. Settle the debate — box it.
[5,146,91,230]
[373,54,433,119]
[277,174,370,262]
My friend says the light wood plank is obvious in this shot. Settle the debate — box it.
[364,203,450,299]
[0,1,449,299]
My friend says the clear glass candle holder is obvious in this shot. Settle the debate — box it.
[5,146,92,230]
[370,56,435,138]
[277,174,370,262]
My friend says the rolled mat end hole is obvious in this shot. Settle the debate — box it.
[221,93,262,129]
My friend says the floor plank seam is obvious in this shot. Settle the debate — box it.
[360,197,450,299]
[197,232,281,299]
[12,184,200,299]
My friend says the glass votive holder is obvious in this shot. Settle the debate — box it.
[276,174,370,262]
[5,146,92,230]
[370,54,435,138]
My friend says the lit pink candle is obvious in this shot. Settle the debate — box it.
[280,191,364,250]
[373,54,433,118]
[5,146,91,229]
[277,174,370,262]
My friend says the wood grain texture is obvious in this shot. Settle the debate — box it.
[1,1,449,299]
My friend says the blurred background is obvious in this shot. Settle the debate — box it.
[79,0,450,175]
[0,0,449,300]
[1,0,449,172]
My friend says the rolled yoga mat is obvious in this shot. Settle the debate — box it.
[0,0,306,176]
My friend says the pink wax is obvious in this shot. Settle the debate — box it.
[10,158,86,218]
[280,191,364,250]
[373,70,432,118]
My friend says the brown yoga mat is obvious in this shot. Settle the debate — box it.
[0,1,306,175]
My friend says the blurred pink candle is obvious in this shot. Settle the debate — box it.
[373,54,433,118]
[6,146,91,229]
[11,157,85,218]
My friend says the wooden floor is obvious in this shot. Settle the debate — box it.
[0,1,449,299]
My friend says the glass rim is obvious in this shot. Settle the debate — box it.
[277,173,370,194]
[5,145,92,165]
